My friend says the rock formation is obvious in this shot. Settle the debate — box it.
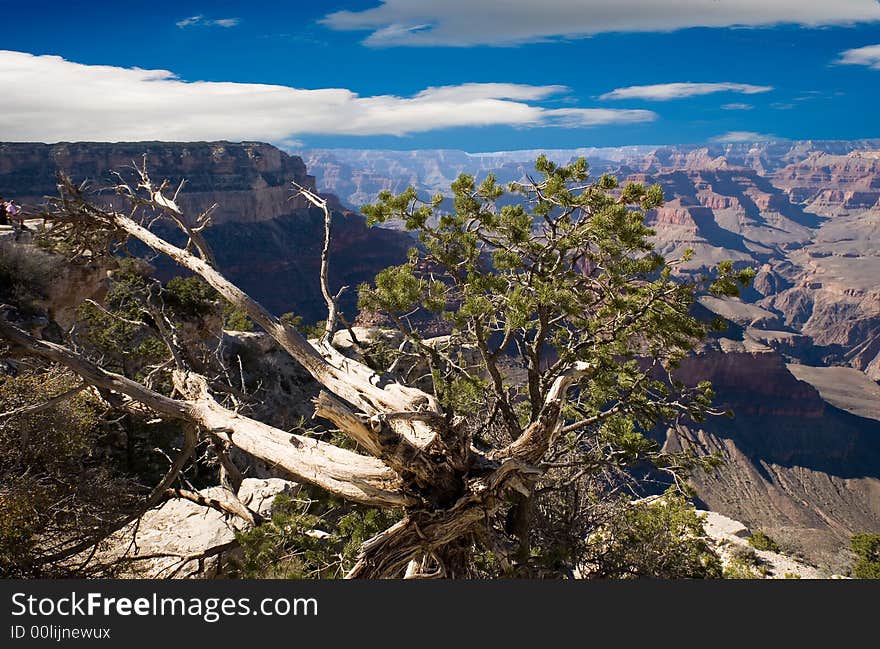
[1,141,316,223]
[666,343,880,572]
[699,510,827,579]
[96,478,299,578]
[0,141,414,322]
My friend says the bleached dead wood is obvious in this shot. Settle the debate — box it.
[0,317,412,508]
[0,172,605,578]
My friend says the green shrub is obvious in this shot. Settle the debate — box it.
[724,545,771,579]
[748,530,780,552]
[851,533,880,579]
[164,275,219,319]
[583,489,723,579]
[280,312,303,329]
[279,312,324,338]
[230,491,401,579]
[76,259,167,377]
[222,302,254,331]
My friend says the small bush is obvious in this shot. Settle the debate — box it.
[582,489,724,579]
[222,302,254,331]
[748,530,780,552]
[230,490,402,579]
[724,545,771,579]
[76,260,167,376]
[280,312,303,329]
[164,275,219,319]
[851,533,880,579]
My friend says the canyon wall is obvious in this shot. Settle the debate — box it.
[0,141,322,223]
[0,141,413,322]
[667,344,880,571]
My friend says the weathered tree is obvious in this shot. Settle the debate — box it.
[0,157,751,578]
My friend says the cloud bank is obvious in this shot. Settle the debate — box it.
[836,44,880,69]
[600,82,772,101]
[321,0,880,47]
[0,51,656,144]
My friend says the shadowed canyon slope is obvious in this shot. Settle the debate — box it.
[0,142,413,321]
[667,341,880,570]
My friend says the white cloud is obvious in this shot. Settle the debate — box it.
[0,51,657,143]
[721,103,754,111]
[710,131,777,143]
[600,82,773,101]
[836,43,880,69]
[176,15,240,29]
[321,1,880,47]
[538,108,657,127]
[176,16,202,28]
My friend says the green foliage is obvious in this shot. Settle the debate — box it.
[304,319,328,339]
[359,157,749,487]
[231,491,402,579]
[723,545,771,579]
[851,533,880,579]
[165,274,253,330]
[280,312,304,329]
[76,260,256,379]
[708,260,757,297]
[360,265,426,314]
[280,312,325,338]
[164,275,218,318]
[222,302,254,331]
[76,258,168,377]
[442,374,490,419]
[748,530,781,552]
[582,489,723,579]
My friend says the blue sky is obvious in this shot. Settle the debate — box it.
[1,0,880,151]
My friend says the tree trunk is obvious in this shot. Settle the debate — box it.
[0,185,596,577]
